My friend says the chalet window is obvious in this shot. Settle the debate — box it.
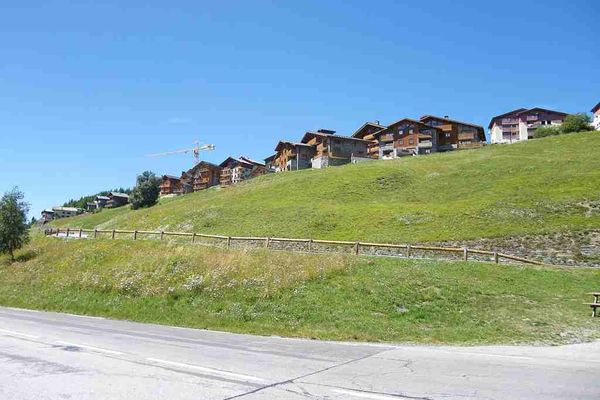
[445,133,451,138]
[409,129,414,134]
[408,138,414,145]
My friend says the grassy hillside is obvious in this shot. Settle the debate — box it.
[2,235,599,344]
[53,132,600,243]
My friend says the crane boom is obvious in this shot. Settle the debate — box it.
[146,141,216,165]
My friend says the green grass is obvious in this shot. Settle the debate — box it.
[2,235,599,344]
[52,132,600,243]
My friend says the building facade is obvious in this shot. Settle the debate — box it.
[366,118,441,159]
[420,115,486,150]
[273,141,315,171]
[592,102,600,131]
[488,108,569,144]
[300,129,370,168]
[160,175,182,196]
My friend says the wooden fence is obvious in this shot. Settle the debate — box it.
[43,227,545,266]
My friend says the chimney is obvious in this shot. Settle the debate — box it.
[444,115,449,119]
[375,120,380,125]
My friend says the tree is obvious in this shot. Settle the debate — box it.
[561,113,593,134]
[130,171,161,210]
[0,188,30,261]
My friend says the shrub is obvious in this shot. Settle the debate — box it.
[561,113,593,134]
[533,126,560,138]
[0,188,30,261]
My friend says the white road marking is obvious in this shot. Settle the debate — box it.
[2,307,40,313]
[0,328,40,340]
[448,351,533,360]
[56,341,124,356]
[63,313,105,320]
[146,357,266,383]
[333,388,402,399]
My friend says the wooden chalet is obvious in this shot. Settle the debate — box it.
[300,129,370,168]
[366,118,442,159]
[273,141,315,171]
[180,161,221,192]
[264,154,277,173]
[351,121,386,139]
[420,115,486,150]
[239,156,267,178]
[219,157,262,187]
[106,192,129,208]
[160,175,182,196]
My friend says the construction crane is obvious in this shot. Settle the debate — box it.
[147,141,216,165]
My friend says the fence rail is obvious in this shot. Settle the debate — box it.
[43,227,546,266]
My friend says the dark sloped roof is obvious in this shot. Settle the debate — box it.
[300,131,370,144]
[161,175,180,180]
[110,192,129,198]
[488,107,569,129]
[592,102,600,113]
[274,141,315,152]
[420,115,484,130]
[351,121,386,138]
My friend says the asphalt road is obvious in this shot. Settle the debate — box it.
[0,306,598,399]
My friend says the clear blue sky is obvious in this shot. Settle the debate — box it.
[1,0,598,217]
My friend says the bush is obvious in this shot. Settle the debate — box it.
[0,188,30,261]
[130,171,161,210]
[533,126,560,138]
[561,113,593,134]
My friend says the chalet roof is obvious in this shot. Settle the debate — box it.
[219,157,254,168]
[419,115,484,130]
[300,131,369,144]
[161,175,180,181]
[52,206,80,212]
[351,121,386,138]
[487,107,569,128]
[42,209,54,214]
[239,156,265,166]
[95,195,110,201]
[592,102,600,113]
[110,192,130,199]
[264,153,277,162]
[373,119,442,137]
[274,141,315,152]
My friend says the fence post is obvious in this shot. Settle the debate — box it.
[66,228,70,238]
[78,229,82,238]
[354,241,360,255]
[112,229,115,239]
[134,230,137,240]
[463,247,468,261]
[94,229,97,239]
[308,239,312,252]
[192,233,196,243]
[227,236,231,247]
[160,231,164,240]
[56,228,60,237]
[494,252,499,264]
[265,237,270,248]
[407,244,411,257]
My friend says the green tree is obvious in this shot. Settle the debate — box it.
[130,171,161,210]
[0,188,30,261]
[561,113,593,134]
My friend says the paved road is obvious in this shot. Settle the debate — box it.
[0,307,598,399]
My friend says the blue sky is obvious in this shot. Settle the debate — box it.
[1,0,598,217]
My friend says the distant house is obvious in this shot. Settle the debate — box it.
[264,154,277,173]
[106,192,129,208]
[94,195,110,208]
[219,157,262,186]
[299,129,370,168]
[367,118,441,159]
[41,209,55,222]
[160,175,182,196]
[239,156,267,178]
[592,102,600,131]
[50,206,82,219]
[420,115,486,150]
[86,202,97,212]
[189,161,221,192]
[488,107,569,144]
[351,121,386,139]
[273,141,315,171]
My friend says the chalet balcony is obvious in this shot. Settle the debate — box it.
[501,118,519,124]
[458,132,475,141]
[502,127,519,133]
[380,143,394,152]
[526,115,538,121]
[379,133,394,142]
[418,141,433,148]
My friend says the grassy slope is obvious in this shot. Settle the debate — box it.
[2,235,599,344]
[53,132,600,243]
